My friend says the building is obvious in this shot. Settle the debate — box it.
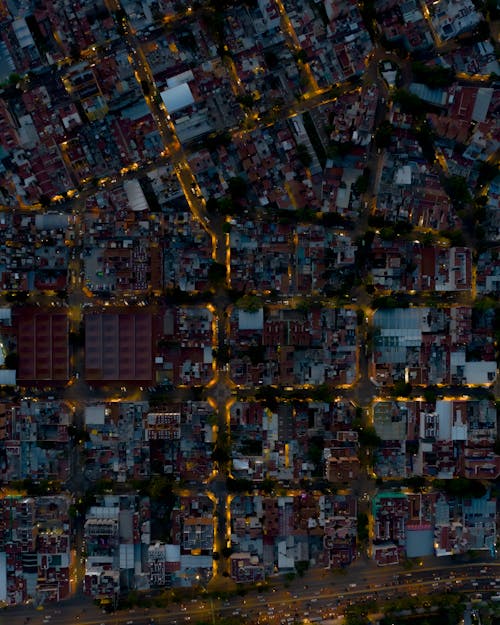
[83,494,151,602]
[229,552,265,583]
[15,309,69,384]
[147,543,180,587]
[85,311,153,382]
[0,495,71,605]
[371,492,408,566]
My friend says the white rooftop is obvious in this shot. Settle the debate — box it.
[124,178,149,212]
[238,308,264,331]
[160,83,195,113]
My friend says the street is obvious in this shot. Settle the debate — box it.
[4,560,499,625]
[0,0,496,617]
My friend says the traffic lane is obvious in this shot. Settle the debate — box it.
[5,562,498,625]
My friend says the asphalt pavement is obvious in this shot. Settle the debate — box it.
[4,560,499,625]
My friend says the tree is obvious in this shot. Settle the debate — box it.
[221,196,238,215]
[236,93,254,108]
[255,386,279,411]
[294,49,308,64]
[310,383,334,402]
[214,344,230,365]
[485,0,500,18]
[404,475,426,492]
[374,121,393,149]
[244,344,265,366]
[308,441,323,470]
[221,546,233,558]
[39,194,51,208]
[227,477,253,492]
[148,475,173,500]
[264,50,279,69]
[357,512,369,543]
[423,386,438,403]
[477,161,499,188]
[353,171,370,194]
[433,477,487,498]
[203,131,232,152]
[411,62,455,88]
[415,119,436,162]
[439,229,466,246]
[296,143,312,167]
[391,380,412,397]
[295,560,309,576]
[358,0,377,38]
[261,477,277,494]
[356,425,382,448]
[207,261,227,286]
[4,352,18,369]
[328,140,354,158]
[68,425,90,443]
[236,294,262,312]
[444,175,472,208]
[392,89,425,116]
[227,176,248,200]
[211,445,230,465]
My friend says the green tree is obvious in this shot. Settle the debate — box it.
[228,176,248,199]
[207,261,227,286]
[212,445,230,465]
[244,344,265,366]
[294,49,308,63]
[374,121,394,149]
[434,477,487,498]
[227,477,253,492]
[310,383,334,402]
[353,171,370,194]
[404,475,426,492]
[444,175,472,208]
[357,512,369,542]
[236,294,262,312]
[423,386,438,403]
[264,50,279,69]
[295,560,309,576]
[328,140,354,158]
[236,93,254,108]
[415,120,436,162]
[411,62,456,88]
[393,89,425,116]
[297,143,312,167]
[391,380,412,397]
[261,477,277,494]
[358,0,377,38]
[439,229,466,246]
[356,426,382,448]
[148,475,173,500]
[477,161,499,187]
[308,441,323,469]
